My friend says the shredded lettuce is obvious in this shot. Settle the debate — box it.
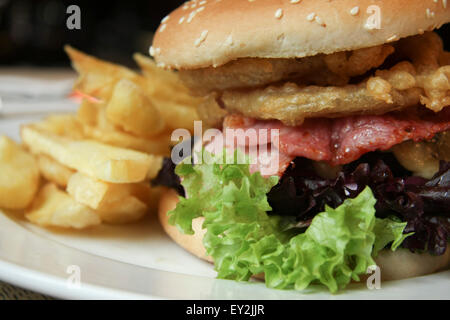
[168,156,410,293]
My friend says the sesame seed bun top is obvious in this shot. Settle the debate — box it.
[151,0,450,70]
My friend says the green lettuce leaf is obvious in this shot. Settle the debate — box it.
[373,217,412,256]
[168,155,411,293]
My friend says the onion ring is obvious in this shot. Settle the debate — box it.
[216,33,450,125]
[180,44,395,94]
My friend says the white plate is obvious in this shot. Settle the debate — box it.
[0,113,449,300]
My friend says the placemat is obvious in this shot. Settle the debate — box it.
[0,281,53,300]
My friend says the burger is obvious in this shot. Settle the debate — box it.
[151,0,450,292]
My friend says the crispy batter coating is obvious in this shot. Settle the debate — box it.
[323,44,395,77]
[196,93,229,129]
[213,33,450,126]
[179,44,395,94]
[220,80,421,126]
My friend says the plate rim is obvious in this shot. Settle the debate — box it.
[0,211,449,300]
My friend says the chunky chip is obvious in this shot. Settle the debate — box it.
[26,183,101,229]
[34,114,84,140]
[66,46,200,132]
[67,173,151,224]
[96,196,148,224]
[106,79,165,137]
[67,172,148,210]
[37,154,75,188]
[0,136,40,210]
[21,125,162,183]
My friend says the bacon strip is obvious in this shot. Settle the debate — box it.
[224,108,450,166]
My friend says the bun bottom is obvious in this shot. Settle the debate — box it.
[159,189,450,282]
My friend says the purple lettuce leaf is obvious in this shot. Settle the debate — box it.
[153,153,450,256]
[268,153,450,255]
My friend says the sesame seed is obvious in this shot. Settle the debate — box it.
[179,16,185,24]
[444,0,448,9]
[195,30,209,47]
[225,35,234,46]
[315,15,325,26]
[159,24,167,32]
[187,11,197,23]
[149,46,155,56]
[197,6,205,13]
[386,35,398,42]
[191,2,197,8]
[290,0,301,3]
[426,8,435,18]
[434,0,438,3]
[350,6,359,16]
[306,12,316,21]
[199,0,207,4]
[275,8,283,19]
[161,15,170,23]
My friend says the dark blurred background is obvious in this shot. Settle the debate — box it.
[0,0,449,68]
[0,0,184,67]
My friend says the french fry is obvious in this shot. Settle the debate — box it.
[2,47,203,229]
[67,172,121,209]
[77,89,171,155]
[67,173,151,223]
[96,196,148,224]
[21,125,162,183]
[133,53,191,98]
[106,79,165,137]
[65,45,140,101]
[66,46,202,113]
[82,124,171,156]
[77,99,100,126]
[34,114,84,139]
[37,154,75,188]
[26,183,101,229]
[135,185,162,212]
[152,99,199,132]
[129,183,155,207]
[140,77,202,113]
[67,172,136,209]
[133,53,203,107]
[79,103,170,155]
[94,103,117,131]
[0,136,40,210]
